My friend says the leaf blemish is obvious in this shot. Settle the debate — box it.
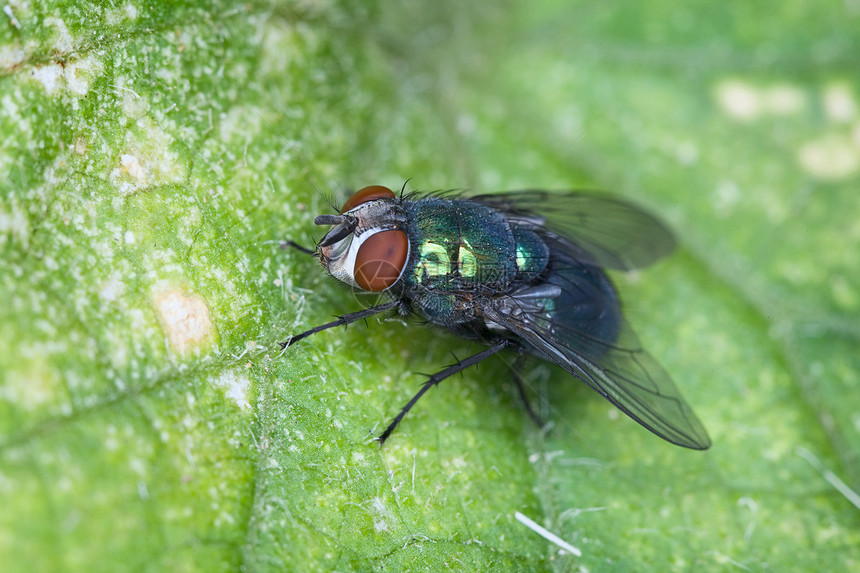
[797,133,860,180]
[154,288,215,354]
[715,79,805,120]
[30,64,64,94]
[211,369,251,410]
[823,83,857,123]
[370,497,394,532]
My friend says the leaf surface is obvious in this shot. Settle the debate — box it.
[2,1,858,571]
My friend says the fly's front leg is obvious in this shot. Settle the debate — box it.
[281,240,316,255]
[280,300,401,349]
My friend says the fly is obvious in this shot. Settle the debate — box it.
[282,185,710,450]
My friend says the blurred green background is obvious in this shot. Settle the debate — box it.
[1,1,859,571]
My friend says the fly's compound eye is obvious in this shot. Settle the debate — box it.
[342,185,395,212]
[354,229,409,291]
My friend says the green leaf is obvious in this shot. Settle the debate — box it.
[2,1,859,571]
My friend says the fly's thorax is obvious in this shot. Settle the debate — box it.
[317,186,411,292]
[402,198,519,291]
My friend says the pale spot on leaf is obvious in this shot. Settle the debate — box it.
[761,84,806,115]
[716,80,760,120]
[98,271,125,303]
[713,180,741,216]
[716,80,805,120]
[154,289,215,354]
[0,44,26,70]
[823,83,857,123]
[211,370,252,410]
[30,64,63,94]
[797,134,860,180]
[45,17,74,53]
[120,154,146,181]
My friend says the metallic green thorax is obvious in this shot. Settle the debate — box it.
[403,197,550,324]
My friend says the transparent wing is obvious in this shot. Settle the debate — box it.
[483,259,710,450]
[470,190,676,270]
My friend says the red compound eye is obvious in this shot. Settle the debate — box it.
[341,185,395,212]
[354,229,409,291]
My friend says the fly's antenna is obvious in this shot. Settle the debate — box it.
[315,214,357,247]
[314,214,352,226]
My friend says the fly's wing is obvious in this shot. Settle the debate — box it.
[488,307,711,449]
[470,191,676,270]
[470,190,707,447]
[483,272,710,450]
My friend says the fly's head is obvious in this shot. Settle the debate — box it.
[314,185,410,292]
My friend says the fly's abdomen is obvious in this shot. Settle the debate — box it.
[544,261,621,354]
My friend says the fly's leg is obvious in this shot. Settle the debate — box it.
[280,300,401,349]
[378,339,510,444]
[281,240,316,255]
[509,353,546,429]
